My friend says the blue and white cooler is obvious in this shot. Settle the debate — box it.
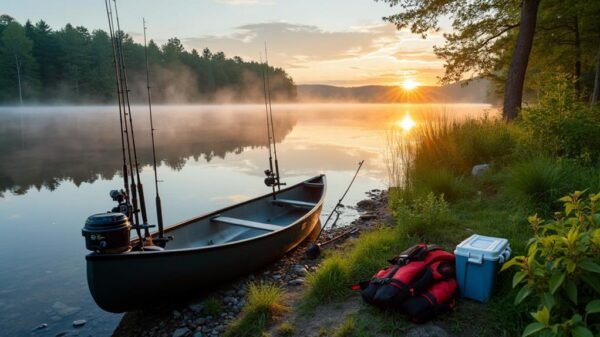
[454,234,511,303]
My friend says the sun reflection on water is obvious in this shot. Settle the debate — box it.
[396,113,416,131]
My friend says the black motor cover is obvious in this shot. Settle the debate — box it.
[82,213,131,253]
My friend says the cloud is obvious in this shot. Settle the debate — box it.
[182,22,445,86]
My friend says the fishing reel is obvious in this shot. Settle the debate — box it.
[110,189,133,219]
[264,169,286,187]
[264,169,277,187]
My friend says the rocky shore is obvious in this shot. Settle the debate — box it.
[112,189,389,337]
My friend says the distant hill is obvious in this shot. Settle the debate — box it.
[297,78,495,103]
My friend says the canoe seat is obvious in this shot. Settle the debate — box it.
[211,216,281,232]
[303,182,324,188]
[272,199,317,209]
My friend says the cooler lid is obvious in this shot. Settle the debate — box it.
[454,234,509,261]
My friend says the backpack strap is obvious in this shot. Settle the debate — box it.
[388,244,429,265]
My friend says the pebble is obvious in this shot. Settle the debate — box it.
[72,319,87,327]
[173,310,182,319]
[193,332,203,337]
[288,278,305,286]
[172,327,191,337]
[32,323,48,331]
[360,213,377,220]
[189,303,204,313]
[292,264,307,276]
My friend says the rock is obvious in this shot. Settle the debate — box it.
[54,332,69,337]
[360,213,377,220]
[357,199,377,210]
[194,317,206,326]
[406,324,449,337]
[173,310,182,319]
[288,278,305,286]
[236,289,246,297]
[189,303,204,313]
[193,332,203,337]
[272,274,282,280]
[32,323,48,331]
[172,327,191,337]
[291,264,307,276]
[223,296,236,305]
[72,319,87,327]
[471,163,490,177]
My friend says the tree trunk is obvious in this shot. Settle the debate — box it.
[15,54,23,105]
[502,0,541,120]
[593,42,600,106]
[574,15,581,96]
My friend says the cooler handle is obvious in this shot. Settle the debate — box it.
[498,245,512,264]
[467,253,483,264]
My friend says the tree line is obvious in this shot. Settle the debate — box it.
[0,14,297,105]
[378,0,600,119]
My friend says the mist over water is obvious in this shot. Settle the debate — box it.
[0,103,492,337]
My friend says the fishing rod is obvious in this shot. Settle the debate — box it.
[260,54,276,198]
[112,0,152,242]
[104,0,129,199]
[105,0,143,241]
[263,44,284,191]
[143,18,165,241]
[306,160,365,259]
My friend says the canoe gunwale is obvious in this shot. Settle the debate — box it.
[86,174,326,261]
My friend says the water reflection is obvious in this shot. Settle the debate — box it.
[0,105,296,196]
[0,103,492,337]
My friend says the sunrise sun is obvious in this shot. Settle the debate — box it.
[401,79,419,90]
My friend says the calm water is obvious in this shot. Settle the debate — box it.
[0,103,492,336]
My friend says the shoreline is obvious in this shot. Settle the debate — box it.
[112,189,390,337]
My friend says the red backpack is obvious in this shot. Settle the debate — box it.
[352,244,458,323]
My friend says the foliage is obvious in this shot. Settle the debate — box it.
[276,322,295,337]
[333,315,357,337]
[0,17,296,104]
[203,296,224,316]
[520,74,600,162]
[506,157,568,208]
[374,0,520,85]
[225,283,287,337]
[393,192,458,243]
[502,191,600,337]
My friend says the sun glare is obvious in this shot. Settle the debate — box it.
[402,79,419,90]
[397,113,416,131]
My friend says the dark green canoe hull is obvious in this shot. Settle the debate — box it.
[85,175,325,313]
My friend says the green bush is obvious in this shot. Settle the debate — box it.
[506,157,567,207]
[502,191,600,337]
[520,74,600,162]
[394,192,459,243]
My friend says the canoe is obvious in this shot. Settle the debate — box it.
[85,174,326,313]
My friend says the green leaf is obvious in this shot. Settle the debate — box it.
[501,257,522,272]
[579,259,600,273]
[522,322,545,337]
[515,286,532,305]
[531,306,550,325]
[549,272,565,294]
[542,292,555,311]
[564,279,578,304]
[571,326,593,337]
[585,299,600,314]
[581,274,600,294]
[513,271,527,288]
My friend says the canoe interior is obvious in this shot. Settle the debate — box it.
[159,175,325,251]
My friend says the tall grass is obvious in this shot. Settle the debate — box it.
[224,283,287,337]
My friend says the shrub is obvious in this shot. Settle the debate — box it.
[506,157,567,207]
[502,191,600,337]
[520,74,600,162]
[224,283,287,337]
[394,192,459,243]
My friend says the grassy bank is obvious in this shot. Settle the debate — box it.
[300,83,600,336]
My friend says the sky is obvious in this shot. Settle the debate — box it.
[4,0,449,87]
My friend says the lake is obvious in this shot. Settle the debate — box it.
[0,103,492,336]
